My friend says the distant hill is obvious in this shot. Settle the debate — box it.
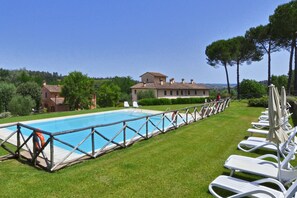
[205,83,237,89]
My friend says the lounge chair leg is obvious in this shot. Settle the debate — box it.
[230,170,235,176]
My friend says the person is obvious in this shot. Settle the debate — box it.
[216,93,221,101]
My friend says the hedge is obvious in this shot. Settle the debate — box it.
[138,97,208,106]
[248,96,268,107]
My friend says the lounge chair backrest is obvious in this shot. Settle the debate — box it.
[285,178,297,198]
[124,101,129,108]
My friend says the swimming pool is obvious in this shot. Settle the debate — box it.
[4,109,184,156]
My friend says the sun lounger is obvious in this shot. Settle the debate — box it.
[132,101,139,108]
[224,145,297,184]
[124,101,130,108]
[209,175,297,198]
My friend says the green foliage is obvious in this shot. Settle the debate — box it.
[8,95,36,116]
[0,112,12,119]
[0,82,16,112]
[248,96,268,107]
[97,83,121,107]
[111,76,137,95]
[271,75,288,92]
[62,71,95,110]
[240,79,266,99]
[205,39,232,94]
[137,89,156,100]
[16,82,41,110]
[138,97,207,106]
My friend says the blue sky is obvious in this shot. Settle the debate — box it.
[0,0,291,83]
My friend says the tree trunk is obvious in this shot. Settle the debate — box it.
[267,42,271,86]
[237,61,240,100]
[287,38,294,95]
[294,37,297,96]
[224,63,231,95]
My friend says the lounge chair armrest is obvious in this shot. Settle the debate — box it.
[253,178,286,193]
[228,190,278,198]
[257,154,278,161]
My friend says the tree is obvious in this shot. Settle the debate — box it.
[205,40,232,94]
[8,95,35,116]
[240,79,266,99]
[228,36,262,99]
[0,82,16,112]
[271,75,288,93]
[97,83,121,107]
[16,82,41,110]
[61,71,95,110]
[137,89,156,100]
[270,1,297,95]
[245,24,280,87]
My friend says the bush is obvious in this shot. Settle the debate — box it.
[248,96,268,107]
[137,90,155,100]
[138,97,208,106]
[8,95,36,116]
[240,79,266,99]
[0,112,12,119]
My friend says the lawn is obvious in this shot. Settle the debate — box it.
[0,101,287,197]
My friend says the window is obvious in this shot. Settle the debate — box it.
[146,78,149,82]
[188,90,190,95]
[203,90,206,95]
[176,90,179,95]
[134,90,137,94]
[181,90,183,95]
[195,90,197,95]
[164,90,167,95]
[170,91,173,95]
[45,92,47,98]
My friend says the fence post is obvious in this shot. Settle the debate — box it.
[146,116,149,139]
[162,113,165,132]
[91,127,95,157]
[50,135,54,171]
[194,107,197,121]
[16,124,21,159]
[186,109,189,124]
[123,121,126,147]
[32,130,37,166]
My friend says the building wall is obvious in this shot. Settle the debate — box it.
[141,73,166,83]
[132,88,209,101]
[157,89,209,99]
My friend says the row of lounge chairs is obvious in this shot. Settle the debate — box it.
[209,86,297,198]
[124,101,139,108]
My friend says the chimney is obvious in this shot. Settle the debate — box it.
[190,79,194,84]
[160,79,164,85]
[170,78,175,84]
[181,78,185,84]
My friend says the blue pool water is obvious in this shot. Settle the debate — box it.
[7,110,179,154]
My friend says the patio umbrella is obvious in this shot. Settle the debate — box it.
[281,86,287,118]
[267,84,289,180]
[267,85,288,143]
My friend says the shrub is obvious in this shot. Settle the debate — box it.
[138,97,208,106]
[248,96,268,107]
[137,90,155,100]
[8,95,36,116]
[0,112,12,119]
[240,79,266,99]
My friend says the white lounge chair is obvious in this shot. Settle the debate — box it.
[238,127,297,156]
[224,145,297,184]
[132,101,139,108]
[124,101,130,108]
[209,175,297,198]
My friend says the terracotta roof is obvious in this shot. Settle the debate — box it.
[140,72,167,78]
[44,85,62,93]
[131,82,209,90]
[50,97,65,105]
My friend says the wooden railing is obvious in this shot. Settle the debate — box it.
[0,98,230,171]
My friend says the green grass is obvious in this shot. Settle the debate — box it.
[0,101,291,197]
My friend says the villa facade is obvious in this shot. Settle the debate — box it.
[131,72,210,101]
[41,83,96,112]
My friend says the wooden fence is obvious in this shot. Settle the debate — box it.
[0,98,230,172]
